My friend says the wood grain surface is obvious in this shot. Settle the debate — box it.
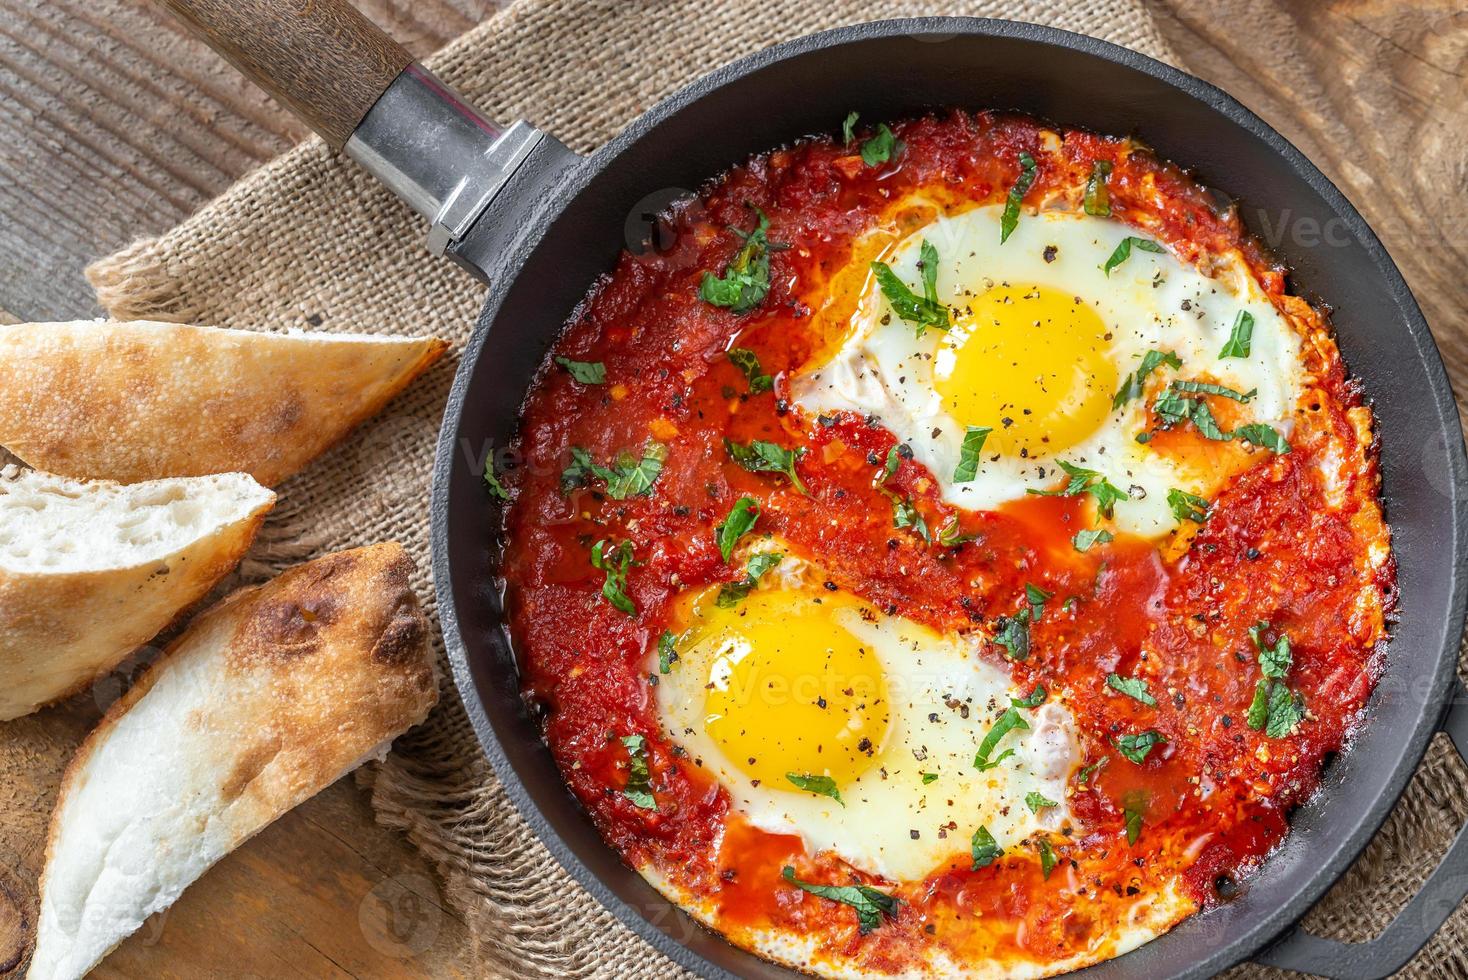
[0,0,1465,977]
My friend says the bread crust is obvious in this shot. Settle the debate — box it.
[29,542,439,980]
[0,473,275,721]
[0,321,448,487]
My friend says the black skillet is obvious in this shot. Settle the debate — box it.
[159,3,1468,976]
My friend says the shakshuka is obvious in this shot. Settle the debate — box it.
[490,111,1394,977]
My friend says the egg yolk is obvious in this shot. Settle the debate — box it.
[934,283,1118,457]
[695,590,891,791]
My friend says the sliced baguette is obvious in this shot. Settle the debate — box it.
[0,466,274,720]
[0,320,448,486]
[28,542,439,980]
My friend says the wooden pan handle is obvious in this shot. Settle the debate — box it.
[157,0,413,150]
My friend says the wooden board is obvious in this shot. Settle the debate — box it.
[1,0,1465,976]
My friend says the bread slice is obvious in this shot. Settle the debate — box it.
[0,320,448,486]
[28,542,439,980]
[0,466,274,720]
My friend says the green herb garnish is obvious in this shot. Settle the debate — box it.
[716,551,783,608]
[953,425,991,483]
[715,496,760,562]
[1083,159,1113,216]
[562,442,668,499]
[1123,796,1145,845]
[700,207,784,314]
[1025,583,1054,622]
[657,631,678,674]
[1001,152,1038,243]
[1113,348,1183,410]
[842,110,859,145]
[921,772,939,785]
[590,539,638,615]
[1167,488,1209,524]
[1219,310,1254,359]
[1234,423,1292,454]
[621,734,656,809]
[1037,838,1058,879]
[1102,235,1166,276]
[786,772,844,805]
[781,867,899,934]
[1247,623,1305,737]
[483,456,509,502]
[1028,459,1130,519]
[555,356,606,384]
[1106,673,1158,707]
[975,706,1030,770]
[992,609,1031,661]
[1113,729,1167,765]
[728,347,773,394]
[1014,684,1048,709]
[725,438,809,494]
[861,123,904,166]
[870,239,950,337]
[971,826,1004,869]
[1072,528,1113,552]
[1025,791,1059,814]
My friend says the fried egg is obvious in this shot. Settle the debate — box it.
[654,546,1079,882]
[791,204,1305,537]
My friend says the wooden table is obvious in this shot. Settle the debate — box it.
[1,0,1464,976]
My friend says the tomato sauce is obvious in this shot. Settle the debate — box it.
[496,111,1394,974]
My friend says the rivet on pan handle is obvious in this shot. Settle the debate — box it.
[1252,679,1468,979]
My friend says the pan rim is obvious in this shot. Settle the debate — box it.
[432,15,1468,979]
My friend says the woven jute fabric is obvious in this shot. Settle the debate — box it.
[85,0,1468,976]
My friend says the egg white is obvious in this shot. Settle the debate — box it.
[654,547,1079,883]
[791,204,1305,537]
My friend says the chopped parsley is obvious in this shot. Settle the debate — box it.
[1167,488,1210,524]
[621,734,656,810]
[1028,459,1129,519]
[716,551,783,608]
[1000,152,1038,243]
[483,455,509,502]
[1076,756,1108,786]
[1106,673,1158,707]
[921,772,939,785]
[715,496,760,562]
[1102,235,1166,276]
[1072,528,1113,552]
[786,772,844,806]
[1246,623,1305,737]
[562,442,668,498]
[1219,310,1255,358]
[699,207,784,314]
[861,123,904,166]
[1014,683,1048,708]
[554,356,606,384]
[1025,583,1054,622]
[937,517,975,548]
[953,425,991,483]
[1025,791,1059,814]
[1037,838,1058,880]
[889,494,931,544]
[870,239,950,337]
[1234,423,1292,454]
[781,867,899,934]
[1113,348,1182,410]
[1083,159,1113,216]
[727,347,773,394]
[725,438,809,494]
[975,704,1030,770]
[1113,729,1167,765]
[657,631,678,674]
[971,826,1004,869]
[1123,794,1145,845]
[992,608,1031,661]
[590,538,638,615]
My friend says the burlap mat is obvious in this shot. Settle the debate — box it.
[84,0,1468,976]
